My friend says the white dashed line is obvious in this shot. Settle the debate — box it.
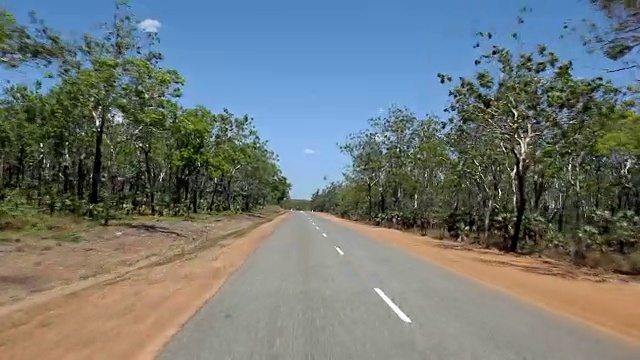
[315,226,320,230]
[333,246,344,255]
[373,288,412,323]
[322,233,327,237]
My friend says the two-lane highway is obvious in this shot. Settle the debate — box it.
[158,211,640,360]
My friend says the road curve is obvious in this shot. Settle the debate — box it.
[157,211,640,360]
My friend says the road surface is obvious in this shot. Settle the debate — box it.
[158,211,640,360]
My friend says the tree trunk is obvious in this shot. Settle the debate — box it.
[367,183,373,220]
[62,162,70,194]
[17,145,25,184]
[184,177,190,202]
[242,194,250,212]
[379,188,386,214]
[143,149,155,214]
[225,178,233,210]
[208,181,220,212]
[0,152,4,192]
[90,116,106,204]
[484,198,492,239]
[510,166,526,253]
[77,155,85,200]
[191,188,198,214]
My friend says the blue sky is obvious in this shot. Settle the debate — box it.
[5,0,632,199]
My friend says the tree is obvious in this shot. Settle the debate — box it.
[588,0,640,61]
[0,0,290,221]
[440,36,619,251]
[0,9,66,68]
[313,27,639,271]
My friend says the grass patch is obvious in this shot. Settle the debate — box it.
[0,204,285,243]
[0,206,97,243]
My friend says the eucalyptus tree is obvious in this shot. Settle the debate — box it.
[438,30,620,251]
[313,27,636,265]
[0,0,291,219]
[339,128,385,219]
[0,9,66,68]
[587,0,640,61]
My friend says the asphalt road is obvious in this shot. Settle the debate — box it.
[158,211,640,360]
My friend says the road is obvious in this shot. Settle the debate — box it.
[158,211,640,360]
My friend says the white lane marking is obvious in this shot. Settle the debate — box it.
[315,226,320,230]
[333,246,344,255]
[373,288,412,323]
[322,233,327,237]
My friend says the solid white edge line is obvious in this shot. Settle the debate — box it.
[322,233,327,237]
[373,288,412,323]
[334,246,344,255]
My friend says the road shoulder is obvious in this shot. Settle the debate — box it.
[318,213,640,344]
[0,212,289,360]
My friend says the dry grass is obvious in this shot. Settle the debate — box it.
[369,222,640,276]
[0,212,289,360]
[0,205,284,306]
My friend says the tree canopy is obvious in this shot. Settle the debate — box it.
[588,0,640,61]
[311,18,640,273]
[0,1,291,223]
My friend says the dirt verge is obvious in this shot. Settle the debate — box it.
[319,213,640,344]
[0,212,289,360]
[0,210,281,307]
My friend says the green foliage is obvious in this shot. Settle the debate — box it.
[283,199,311,210]
[597,109,640,155]
[588,0,640,61]
[312,22,640,269]
[0,9,66,68]
[0,1,290,222]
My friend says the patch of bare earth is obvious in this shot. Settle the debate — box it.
[0,213,271,307]
[0,212,288,360]
[319,213,640,344]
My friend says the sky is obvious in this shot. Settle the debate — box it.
[4,0,633,199]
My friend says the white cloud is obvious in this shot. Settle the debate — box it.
[303,148,316,155]
[138,19,161,33]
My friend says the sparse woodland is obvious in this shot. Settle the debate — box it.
[3,1,640,274]
[0,1,291,226]
[310,3,640,274]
